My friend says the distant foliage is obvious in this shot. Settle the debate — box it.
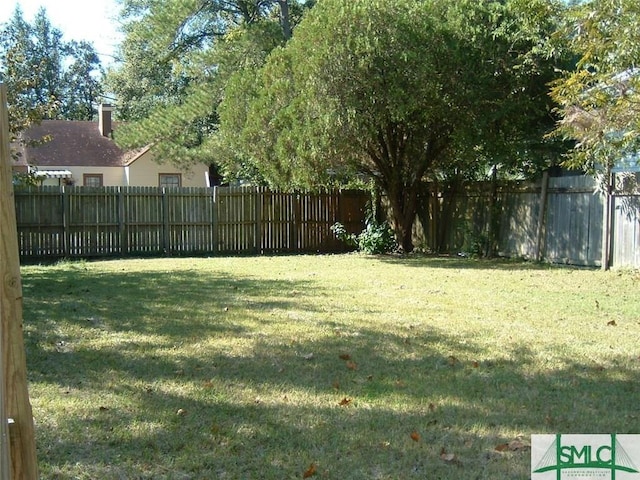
[0,5,104,139]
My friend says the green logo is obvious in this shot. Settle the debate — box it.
[532,434,640,479]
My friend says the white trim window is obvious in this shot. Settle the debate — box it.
[159,173,181,188]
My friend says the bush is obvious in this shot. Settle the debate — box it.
[331,220,397,254]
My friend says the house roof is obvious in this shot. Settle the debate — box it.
[19,120,144,168]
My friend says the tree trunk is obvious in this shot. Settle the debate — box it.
[277,0,292,41]
[386,180,420,253]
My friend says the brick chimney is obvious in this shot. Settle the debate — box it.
[98,104,114,137]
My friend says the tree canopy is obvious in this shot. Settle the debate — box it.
[0,6,104,138]
[106,0,311,170]
[550,0,640,175]
[216,0,565,251]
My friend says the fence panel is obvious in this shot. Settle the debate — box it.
[14,187,65,257]
[544,177,602,266]
[15,186,367,259]
[123,187,164,255]
[612,195,640,267]
[165,188,215,254]
[66,187,121,256]
[215,187,259,254]
[497,184,540,259]
[261,191,295,253]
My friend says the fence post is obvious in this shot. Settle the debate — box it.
[211,187,218,254]
[535,170,549,262]
[118,187,128,255]
[601,171,613,271]
[162,188,170,254]
[255,187,262,254]
[0,83,39,479]
[62,186,70,256]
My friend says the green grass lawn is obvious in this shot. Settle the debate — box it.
[20,254,640,479]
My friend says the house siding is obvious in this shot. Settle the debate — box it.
[126,151,209,187]
[35,154,210,188]
[38,166,126,187]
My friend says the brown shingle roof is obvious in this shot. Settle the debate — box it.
[21,120,140,167]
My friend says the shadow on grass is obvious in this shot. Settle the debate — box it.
[374,253,596,272]
[21,265,639,479]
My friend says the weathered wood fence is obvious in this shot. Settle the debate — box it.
[14,186,368,259]
[13,176,640,268]
[416,175,640,268]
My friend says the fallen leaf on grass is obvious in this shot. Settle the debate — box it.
[495,439,531,452]
[410,431,421,442]
[176,408,187,416]
[471,360,480,368]
[440,448,458,463]
[339,353,351,360]
[303,463,317,478]
[338,397,352,406]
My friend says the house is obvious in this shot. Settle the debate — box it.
[13,104,215,188]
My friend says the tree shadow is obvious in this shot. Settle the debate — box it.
[21,264,639,479]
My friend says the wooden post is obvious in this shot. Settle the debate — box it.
[601,171,614,271]
[535,170,549,262]
[0,83,39,479]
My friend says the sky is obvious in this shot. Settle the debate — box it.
[0,0,123,66]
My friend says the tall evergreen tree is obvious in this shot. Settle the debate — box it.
[106,0,310,169]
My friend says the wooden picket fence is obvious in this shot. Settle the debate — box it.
[14,186,369,259]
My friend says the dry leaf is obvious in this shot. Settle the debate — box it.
[607,320,617,326]
[303,463,317,478]
[440,448,457,463]
[346,360,358,370]
[471,360,479,368]
[338,397,352,406]
[410,431,421,442]
[496,439,530,452]
[339,354,351,361]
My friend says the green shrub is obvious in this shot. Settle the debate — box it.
[331,219,397,254]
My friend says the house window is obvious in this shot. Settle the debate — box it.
[83,174,103,187]
[159,174,181,188]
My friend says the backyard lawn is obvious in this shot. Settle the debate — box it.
[20,254,640,479]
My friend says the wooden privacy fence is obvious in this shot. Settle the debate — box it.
[14,186,368,259]
[416,175,640,268]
